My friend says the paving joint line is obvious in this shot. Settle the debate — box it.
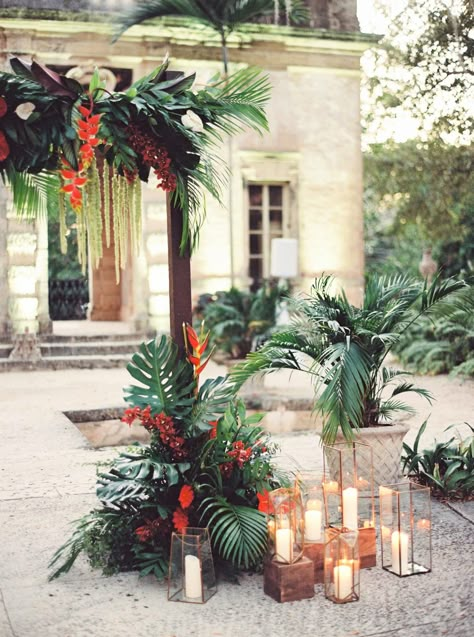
[445,501,474,525]
[0,587,17,637]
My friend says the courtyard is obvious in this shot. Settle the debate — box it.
[0,360,472,637]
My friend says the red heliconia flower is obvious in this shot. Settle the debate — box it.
[0,97,7,118]
[172,508,189,533]
[0,130,10,162]
[178,484,194,510]
[257,490,271,514]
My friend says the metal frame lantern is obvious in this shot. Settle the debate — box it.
[295,471,324,544]
[168,527,217,603]
[324,527,360,604]
[322,442,375,531]
[379,482,432,577]
[268,487,304,564]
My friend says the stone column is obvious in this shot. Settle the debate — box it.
[0,185,9,336]
[36,216,52,334]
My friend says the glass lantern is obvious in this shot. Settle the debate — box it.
[168,527,217,603]
[268,487,304,564]
[295,471,324,544]
[324,527,360,603]
[379,482,432,577]
[322,442,375,531]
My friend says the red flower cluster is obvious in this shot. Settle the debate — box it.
[172,508,189,533]
[178,484,194,509]
[257,490,271,514]
[219,462,234,479]
[227,440,252,468]
[0,97,10,162]
[135,516,171,543]
[60,105,101,211]
[121,407,187,460]
[208,420,218,440]
[126,122,176,192]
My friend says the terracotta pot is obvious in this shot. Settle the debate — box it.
[332,423,410,489]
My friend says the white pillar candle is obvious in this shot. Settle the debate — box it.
[391,530,409,575]
[333,563,353,601]
[342,487,358,530]
[304,509,322,542]
[275,528,293,562]
[185,554,202,599]
[306,498,322,511]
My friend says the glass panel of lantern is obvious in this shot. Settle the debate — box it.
[379,482,432,577]
[268,487,304,563]
[324,527,360,604]
[295,471,324,543]
[322,442,375,531]
[168,527,217,603]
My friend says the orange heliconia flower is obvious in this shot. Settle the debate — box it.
[184,323,213,379]
[178,484,194,509]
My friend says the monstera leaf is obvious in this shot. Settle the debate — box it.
[124,335,196,418]
[190,376,234,433]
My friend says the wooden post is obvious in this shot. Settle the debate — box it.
[166,194,192,354]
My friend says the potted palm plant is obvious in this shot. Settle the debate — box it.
[229,273,467,485]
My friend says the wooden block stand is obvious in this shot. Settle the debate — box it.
[359,527,376,569]
[303,542,324,584]
[264,557,315,603]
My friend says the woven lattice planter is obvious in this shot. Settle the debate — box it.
[332,424,410,489]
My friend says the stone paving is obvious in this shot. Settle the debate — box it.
[0,363,473,637]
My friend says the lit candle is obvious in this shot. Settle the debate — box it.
[275,528,293,562]
[417,518,431,531]
[391,530,409,575]
[267,519,276,541]
[324,481,339,494]
[342,487,358,530]
[333,563,353,601]
[304,509,322,542]
[185,554,202,599]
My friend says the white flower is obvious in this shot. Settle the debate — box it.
[15,102,36,120]
[181,109,204,133]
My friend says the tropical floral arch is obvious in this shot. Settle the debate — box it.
[0,57,270,279]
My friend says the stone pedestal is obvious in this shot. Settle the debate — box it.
[263,557,314,603]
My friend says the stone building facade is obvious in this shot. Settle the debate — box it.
[0,4,373,334]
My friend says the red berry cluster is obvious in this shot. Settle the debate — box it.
[122,407,187,460]
[126,123,177,192]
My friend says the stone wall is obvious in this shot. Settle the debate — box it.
[0,17,374,333]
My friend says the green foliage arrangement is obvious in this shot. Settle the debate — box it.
[198,282,285,358]
[230,273,466,444]
[394,282,474,377]
[0,56,270,274]
[402,421,474,498]
[49,327,282,581]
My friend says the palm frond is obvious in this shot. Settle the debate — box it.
[379,399,416,420]
[2,166,59,219]
[48,512,101,581]
[190,376,234,433]
[200,495,268,568]
[316,341,373,444]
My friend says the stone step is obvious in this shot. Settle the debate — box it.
[40,332,154,343]
[39,340,143,357]
[0,353,132,372]
[0,344,13,359]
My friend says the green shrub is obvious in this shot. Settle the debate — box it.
[395,284,474,377]
[199,282,285,358]
[402,421,474,498]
